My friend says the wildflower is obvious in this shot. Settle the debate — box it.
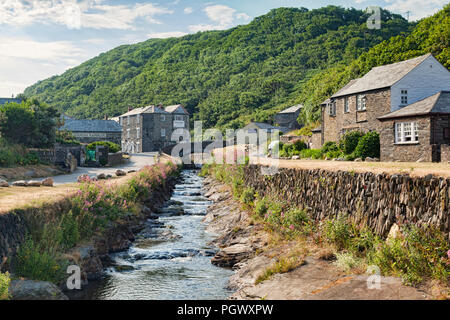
[289,225,295,230]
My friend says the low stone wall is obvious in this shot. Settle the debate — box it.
[243,165,449,240]
[107,152,124,167]
[441,144,450,162]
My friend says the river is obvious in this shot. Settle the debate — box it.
[70,169,234,300]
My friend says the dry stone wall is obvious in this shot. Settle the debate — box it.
[243,165,449,240]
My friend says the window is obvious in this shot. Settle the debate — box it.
[444,128,450,140]
[161,128,166,137]
[161,115,165,121]
[127,128,130,139]
[344,97,349,113]
[136,127,140,138]
[328,102,336,117]
[127,116,130,125]
[401,89,408,106]
[175,115,184,121]
[357,95,366,111]
[395,122,419,143]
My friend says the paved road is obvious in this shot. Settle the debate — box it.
[36,153,158,186]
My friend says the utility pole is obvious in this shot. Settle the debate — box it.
[405,11,411,21]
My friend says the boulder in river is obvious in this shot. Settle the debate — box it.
[211,243,254,268]
[9,280,68,300]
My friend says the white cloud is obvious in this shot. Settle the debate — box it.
[0,0,172,30]
[383,0,447,20]
[0,36,90,96]
[147,31,187,39]
[184,7,193,14]
[189,4,250,33]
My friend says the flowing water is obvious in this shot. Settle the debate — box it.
[71,170,233,300]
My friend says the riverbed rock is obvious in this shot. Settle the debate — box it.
[211,243,254,268]
[12,180,27,187]
[9,280,69,300]
[0,179,9,187]
[115,170,127,177]
[209,192,230,203]
[41,178,54,187]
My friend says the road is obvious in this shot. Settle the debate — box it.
[36,152,158,186]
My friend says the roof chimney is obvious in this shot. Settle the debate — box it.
[128,106,133,112]
[104,115,108,120]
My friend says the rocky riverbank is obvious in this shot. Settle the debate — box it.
[202,176,433,300]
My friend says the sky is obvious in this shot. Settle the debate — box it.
[0,0,447,97]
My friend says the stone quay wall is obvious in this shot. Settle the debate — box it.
[243,165,449,240]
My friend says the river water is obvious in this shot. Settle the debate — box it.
[72,170,233,300]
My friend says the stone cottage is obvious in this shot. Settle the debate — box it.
[274,104,303,130]
[318,53,450,162]
[378,91,450,162]
[119,104,189,153]
[59,119,122,145]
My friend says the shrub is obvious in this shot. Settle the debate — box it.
[87,141,121,153]
[339,131,364,155]
[0,272,10,300]
[368,225,449,284]
[279,140,307,158]
[334,252,364,272]
[321,141,339,154]
[240,187,256,206]
[300,149,323,159]
[14,237,68,283]
[282,208,309,230]
[353,131,380,159]
[323,214,354,250]
[254,197,270,217]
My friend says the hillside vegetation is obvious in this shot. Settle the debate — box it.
[24,6,413,129]
[298,3,450,123]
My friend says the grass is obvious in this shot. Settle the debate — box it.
[0,272,10,300]
[202,162,450,288]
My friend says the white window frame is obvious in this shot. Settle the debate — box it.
[127,128,130,139]
[136,127,140,138]
[344,97,349,113]
[356,95,366,111]
[175,115,184,121]
[127,116,130,125]
[161,128,166,137]
[401,89,408,106]
[395,121,419,144]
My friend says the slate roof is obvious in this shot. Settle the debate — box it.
[0,98,22,105]
[331,54,432,98]
[378,91,450,120]
[165,104,189,115]
[243,122,290,133]
[119,105,168,117]
[278,104,303,114]
[59,119,122,133]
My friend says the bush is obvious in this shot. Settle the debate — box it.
[339,131,364,155]
[321,141,339,154]
[240,187,256,206]
[323,214,354,250]
[254,197,270,217]
[353,131,380,159]
[300,149,323,159]
[282,208,309,229]
[0,272,10,300]
[0,139,41,167]
[87,141,121,153]
[279,140,307,158]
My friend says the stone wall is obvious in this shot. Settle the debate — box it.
[242,165,449,240]
[107,152,124,167]
[442,144,450,162]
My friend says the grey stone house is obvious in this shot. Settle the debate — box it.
[59,119,122,145]
[274,104,303,130]
[319,53,450,162]
[119,104,189,153]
